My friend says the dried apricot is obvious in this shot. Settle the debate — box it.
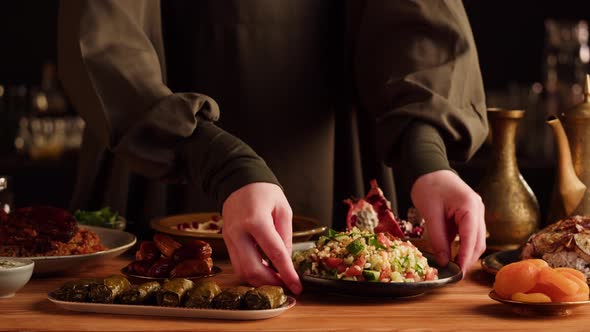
[554,267,586,282]
[493,261,540,299]
[551,271,590,302]
[523,259,549,269]
[511,292,551,303]
[534,267,580,301]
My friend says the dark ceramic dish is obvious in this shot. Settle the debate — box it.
[480,249,521,275]
[300,253,462,298]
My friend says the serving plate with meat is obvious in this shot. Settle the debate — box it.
[0,206,135,274]
[482,215,590,282]
[121,234,221,282]
[15,225,135,275]
[521,215,590,281]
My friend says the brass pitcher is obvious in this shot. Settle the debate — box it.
[476,108,540,251]
[547,74,590,223]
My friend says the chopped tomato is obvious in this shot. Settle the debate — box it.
[425,267,438,281]
[336,264,347,274]
[323,257,343,269]
[354,255,366,268]
[380,266,392,281]
[377,233,392,247]
[404,271,419,281]
[344,265,362,277]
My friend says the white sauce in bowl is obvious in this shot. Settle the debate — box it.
[0,259,28,269]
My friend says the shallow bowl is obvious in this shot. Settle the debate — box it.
[0,258,34,298]
[150,212,327,258]
[488,290,590,316]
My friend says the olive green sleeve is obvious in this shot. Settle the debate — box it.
[394,121,456,195]
[354,0,488,188]
[57,0,279,208]
[180,120,280,207]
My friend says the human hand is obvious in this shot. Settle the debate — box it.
[410,170,486,277]
[221,182,302,294]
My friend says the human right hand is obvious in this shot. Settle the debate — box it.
[221,182,302,294]
[410,170,487,277]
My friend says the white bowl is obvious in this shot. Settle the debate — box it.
[0,258,34,298]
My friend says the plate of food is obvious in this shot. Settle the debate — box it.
[481,249,521,275]
[292,228,462,298]
[121,233,221,283]
[150,212,327,258]
[489,258,590,316]
[48,275,295,320]
[0,206,136,275]
[482,215,590,280]
[121,266,222,283]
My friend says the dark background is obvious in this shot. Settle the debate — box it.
[1,0,590,223]
[3,1,590,89]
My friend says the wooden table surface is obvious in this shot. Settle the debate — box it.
[1,255,589,332]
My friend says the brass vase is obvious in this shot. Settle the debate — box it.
[475,108,540,251]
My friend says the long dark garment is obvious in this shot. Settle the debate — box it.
[58,1,487,237]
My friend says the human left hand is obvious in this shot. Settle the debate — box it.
[410,170,486,277]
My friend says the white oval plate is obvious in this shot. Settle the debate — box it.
[1,226,136,275]
[47,294,296,320]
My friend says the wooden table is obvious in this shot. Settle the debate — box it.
[2,256,589,332]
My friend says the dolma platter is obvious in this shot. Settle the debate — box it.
[47,293,296,320]
[293,242,462,298]
[11,226,136,275]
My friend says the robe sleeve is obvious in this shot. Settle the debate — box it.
[354,0,488,190]
[57,0,279,207]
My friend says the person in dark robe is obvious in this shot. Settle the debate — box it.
[57,0,488,294]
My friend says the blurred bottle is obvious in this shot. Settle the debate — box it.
[17,62,72,160]
[0,85,4,112]
[30,62,67,115]
[0,85,7,153]
[5,85,28,114]
[528,19,590,165]
[543,19,590,110]
[0,85,27,154]
[0,176,13,214]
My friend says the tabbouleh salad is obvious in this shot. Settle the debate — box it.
[292,228,438,282]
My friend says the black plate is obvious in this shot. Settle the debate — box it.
[121,265,222,283]
[300,253,462,298]
[480,249,522,275]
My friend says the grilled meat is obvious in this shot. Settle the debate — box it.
[521,215,590,281]
[0,206,78,253]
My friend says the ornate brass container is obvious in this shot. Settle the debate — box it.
[476,108,540,251]
[547,75,590,223]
